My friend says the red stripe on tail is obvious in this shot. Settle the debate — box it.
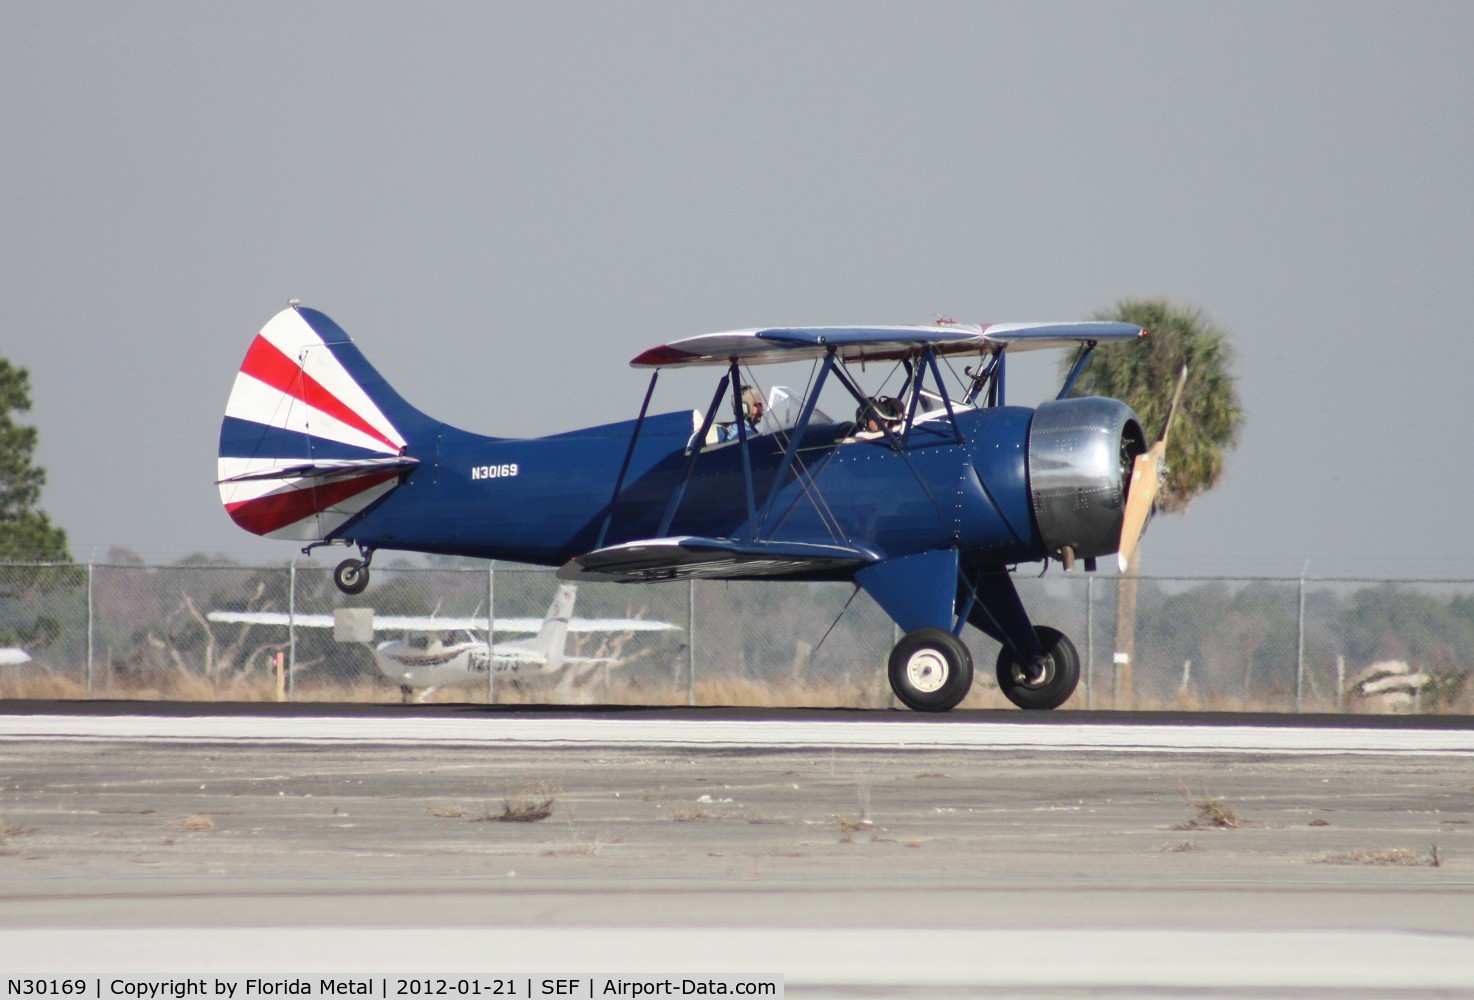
[224,470,402,537]
[240,335,400,453]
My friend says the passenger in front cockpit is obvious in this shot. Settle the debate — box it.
[855,395,904,434]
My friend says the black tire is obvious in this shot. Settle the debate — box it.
[333,558,370,596]
[888,627,974,712]
[996,626,1079,710]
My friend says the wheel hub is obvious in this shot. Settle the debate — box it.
[905,649,951,694]
[1012,656,1055,689]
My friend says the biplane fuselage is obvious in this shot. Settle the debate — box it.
[219,307,1159,711]
[351,406,1037,574]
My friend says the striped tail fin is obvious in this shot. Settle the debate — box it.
[217,305,429,541]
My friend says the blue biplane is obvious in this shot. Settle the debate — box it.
[218,306,1169,711]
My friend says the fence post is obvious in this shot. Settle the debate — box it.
[86,562,94,698]
[1085,575,1094,711]
[487,561,496,704]
[893,622,902,710]
[287,560,297,702]
[687,578,696,706]
[1296,574,1306,713]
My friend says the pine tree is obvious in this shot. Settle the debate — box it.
[0,357,69,562]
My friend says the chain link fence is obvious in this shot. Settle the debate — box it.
[1,561,1471,713]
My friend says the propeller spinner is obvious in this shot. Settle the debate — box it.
[1117,364,1188,572]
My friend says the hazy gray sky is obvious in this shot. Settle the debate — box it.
[3,2,1471,577]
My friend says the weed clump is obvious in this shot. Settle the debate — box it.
[1173,788,1247,830]
[427,781,559,824]
[1314,847,1442,868]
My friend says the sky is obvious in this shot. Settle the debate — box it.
[2,2,1472,578]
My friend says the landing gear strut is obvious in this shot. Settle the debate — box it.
[887,627,974,712]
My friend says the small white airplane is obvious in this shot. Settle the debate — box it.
[207,583,680,700]
[0,648,32,666]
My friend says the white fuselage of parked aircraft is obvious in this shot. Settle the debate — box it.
[208,583,679,698]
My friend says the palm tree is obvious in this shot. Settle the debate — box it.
[1065,299,1244,704]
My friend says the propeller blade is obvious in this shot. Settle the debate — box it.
[1117,443,1162,572]
[1117,365,1188,572]
[1158,363,1189,447]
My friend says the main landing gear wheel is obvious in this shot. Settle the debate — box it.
[888,627,974,712]
[333,558,370,596]
[996,625,1079,710]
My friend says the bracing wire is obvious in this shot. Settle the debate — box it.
[811,584,862,659]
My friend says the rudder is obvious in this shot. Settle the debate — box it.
[217,305,432,541]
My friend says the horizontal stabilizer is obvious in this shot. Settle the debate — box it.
[559,536,882,583]
[215,456,419,486]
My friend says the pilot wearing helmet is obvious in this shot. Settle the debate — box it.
[718,386,765,442]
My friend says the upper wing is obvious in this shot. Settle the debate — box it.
[977,322,1147,353]
[630,322,1145,369]
[631,326,979,368]
[558,536,882,583]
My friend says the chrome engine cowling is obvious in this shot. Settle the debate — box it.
[1027,397,1147,561]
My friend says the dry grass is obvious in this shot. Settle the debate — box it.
[1173,788,1247,830]
[428,801,556,823]
[1314,847,1442,867]
[834,815,877,843]
[426,804,480,819]
[428,781,558,823]
[542,816,618,856]
[691,677,891,710]
[0,817,37,842]
[0,671,286,703]
[168,814,216,832]
[3,665,1467,715]
[493,789,557,823]
[0,674,89,700]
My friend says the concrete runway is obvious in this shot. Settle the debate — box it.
[2,702,1473,997]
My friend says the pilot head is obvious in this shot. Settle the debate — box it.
[741,386,764,423]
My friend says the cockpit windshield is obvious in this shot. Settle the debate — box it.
[760,386,831,434]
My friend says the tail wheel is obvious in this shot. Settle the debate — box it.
[888,627,974,712]
[334,558,370,596]
[996,626,1079,710]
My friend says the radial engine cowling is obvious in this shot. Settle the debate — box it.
[1027,397,1147,562]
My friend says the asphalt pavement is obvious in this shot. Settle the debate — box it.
[2,703,1472,997]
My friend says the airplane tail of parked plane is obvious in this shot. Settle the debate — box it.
[216,305,439,542]
[497,583,578,673]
